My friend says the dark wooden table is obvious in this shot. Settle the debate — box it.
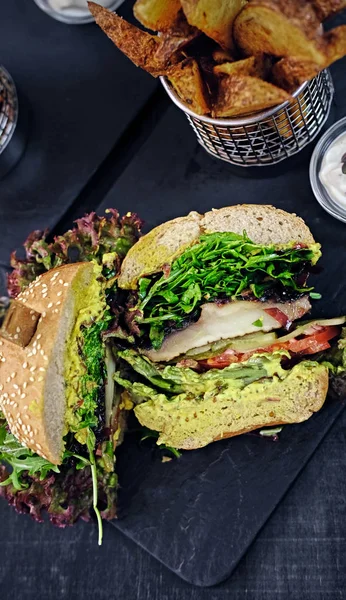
[1,3,346,599]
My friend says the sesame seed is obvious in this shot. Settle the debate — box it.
[13,384,19,390]
[56,301,61,306]
[23,382,27,389]
[57,291,62,297]
[32,348,37,355]
[21,393,26,399]
[54,309,59,314]
[13,334,19,340]
[33,341,37,348]
[16,327,21,333]
[36,334,42,340]
[0,341,2,346]
[40,349,45,356]
[42,312,46,318]
[59,279,63,285]
[47,302,53,309]
[39,367,45,372]
[64,283,69,287]
[29,377,35,383]
[11,372,15,378]
[38,376,43,382]
[29,431,34,438]
[30,311,34,315]
[12,402,18,408]
[23,362,27,369]
[37,344,41,350]
[1,357,5,363]
[32,315,36,321]
[23,405,28,410]
[18,418,22,425]
[10,393,15,398]
[6,377,11,384]
[30,366,36,372]
[43,356,48,362]
[0,385,2,391]
[36,443,42,450]
[27,352,33,358]
[42,293,47,299]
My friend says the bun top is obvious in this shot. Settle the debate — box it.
[118,205,316,290]
[0,262,97,464]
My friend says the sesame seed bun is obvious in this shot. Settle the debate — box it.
[118,205,316,290]
[0,262,102,465]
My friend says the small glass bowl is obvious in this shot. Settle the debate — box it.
[310,116,346,223]
[33,0,124,24]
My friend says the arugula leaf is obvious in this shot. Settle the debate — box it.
[135,232,321,349]
[0,418,59,491]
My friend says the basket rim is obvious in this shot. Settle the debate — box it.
[160,74,318,126]
[0,65,18,156]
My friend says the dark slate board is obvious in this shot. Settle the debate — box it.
[0,0,156,266]
[94,54,346,585]
[113,399,346,587]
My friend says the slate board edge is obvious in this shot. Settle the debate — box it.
[110,400,346,587]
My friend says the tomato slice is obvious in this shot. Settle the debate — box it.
[264,307,290,328]
[287,325,340,355]
[199,325,340,369]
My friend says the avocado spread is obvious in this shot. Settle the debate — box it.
[115,350,328,449]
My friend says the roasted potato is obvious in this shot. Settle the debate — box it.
[180,0,247,50]
[212,48,235,65]
[133,0,182,31]
[312,0,346,20]
[234,1,326,65]
[214,55,271,79]
[324,25,346,65]
[213,74,291,118]
[275,94,309,139]
[272,57,321,92]
[167,58,211,115]
[88,2,183,76]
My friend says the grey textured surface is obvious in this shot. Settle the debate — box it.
[1,408,345,599]
[0,0,155,266]
[1,3,346,598]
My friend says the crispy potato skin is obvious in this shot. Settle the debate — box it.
[213,74,291,118]
[133,0,182,31]
[167,58,211,115]
[180,0,247,50]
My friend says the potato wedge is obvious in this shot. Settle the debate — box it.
[88,2,181,77]
[234,1,326,65]
[180,0,247,50]
[166,58,211,115]
[324,25,346,66]
[272,57,321,92]
[312,0,346,20]
[214,55,271,79]
[275,93,308,140]
[133,0,182,31]
[212,49,235,65]
[213,74,292,118]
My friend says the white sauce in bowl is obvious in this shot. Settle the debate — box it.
[49,0,115,16]
[319,131,346,208]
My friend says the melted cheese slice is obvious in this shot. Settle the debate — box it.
[144,298,311,363]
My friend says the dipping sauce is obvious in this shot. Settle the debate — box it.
[49,0,116,18]
[319,131,346,208]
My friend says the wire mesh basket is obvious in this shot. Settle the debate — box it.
[161,70,334,167]
[0,66,18,155]
[0,66,27,179]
